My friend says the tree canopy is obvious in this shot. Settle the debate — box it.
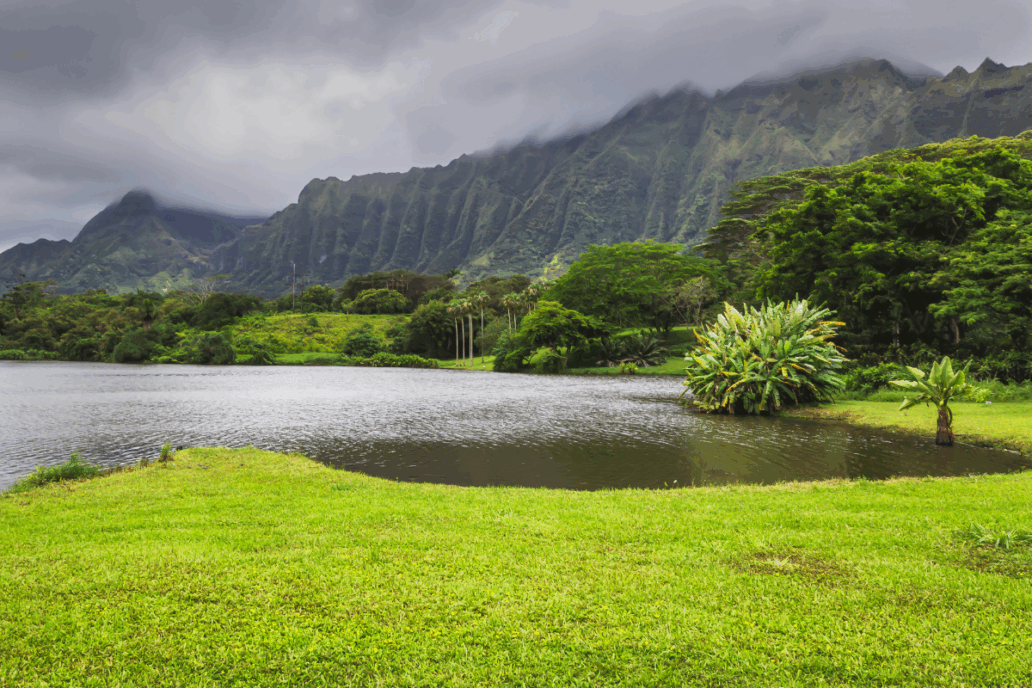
[702,132,1032,376]
[545,241,722,332]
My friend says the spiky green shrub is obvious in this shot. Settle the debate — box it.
[682,300,847,414]
[621,332,670,367]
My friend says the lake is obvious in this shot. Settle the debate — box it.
[1,361,1027,491]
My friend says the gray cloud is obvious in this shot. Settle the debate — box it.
[0,0,1030,240]
[0,0,516,100]
[0,144,122,183]
[436,0,1031,148]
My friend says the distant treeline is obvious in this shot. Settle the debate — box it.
[2,133,1030,380]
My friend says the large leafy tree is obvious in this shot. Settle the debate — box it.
[349,288,409,315]
[759,152,1032,346]
[715,142,1032,357]
[546,241,722,332]
[929,209,1032,353]
[518,301,606,369]
[404,300,454,358]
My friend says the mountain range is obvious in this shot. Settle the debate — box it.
[3,56,1032,296]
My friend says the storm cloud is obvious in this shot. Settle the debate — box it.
[1,0,1030,249]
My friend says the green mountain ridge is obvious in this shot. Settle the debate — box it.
[0,192,267,294]
[4,57,1032,295]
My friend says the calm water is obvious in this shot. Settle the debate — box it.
[1,361,1027,491]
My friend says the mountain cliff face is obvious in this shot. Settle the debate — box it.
[4,57,1032,295]
[0,191,265,294]
[229,57,1032,292]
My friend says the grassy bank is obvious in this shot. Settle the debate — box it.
[232,313,403,354]
[2,448,1030,686]
[788,400,1032,456]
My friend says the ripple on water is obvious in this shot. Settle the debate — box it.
[1,361,1028,490]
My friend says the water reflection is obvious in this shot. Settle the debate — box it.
[1,361,1027,491]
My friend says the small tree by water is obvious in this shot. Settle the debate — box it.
[892,357,976,446]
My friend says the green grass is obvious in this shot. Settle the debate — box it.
[232,313,404,355]
[274,351,343,365]
[567,356,688,376]
[788,400,1032,456]
[2,448,1031,686]
[6,451,99,493]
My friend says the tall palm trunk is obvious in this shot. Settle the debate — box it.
[454,317,459,363]
[480,307,485,363]
[459,315,465,366]
[468,314,474,367]
[936,407,954,446]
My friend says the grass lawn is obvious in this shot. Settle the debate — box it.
[567,356,688,376]
[789,400,1032,456]
[2,448,1030,686]
[232,313,404,355]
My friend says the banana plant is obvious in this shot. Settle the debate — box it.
[891,357,975,446]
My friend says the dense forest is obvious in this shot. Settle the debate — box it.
[2,132,1030,385]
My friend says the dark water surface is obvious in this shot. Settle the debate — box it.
[1,361,1027,491]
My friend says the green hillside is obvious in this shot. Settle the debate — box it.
[3,57,1032,295]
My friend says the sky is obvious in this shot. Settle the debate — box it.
[1,0,1031,253]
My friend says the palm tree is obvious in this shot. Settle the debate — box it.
[448,303,460,364]
[473,291,490,363]
[465,300,475,367]
[892,357,977,446]
[513,292,529,330]
[501,293,518,334]
[448,302,464,367]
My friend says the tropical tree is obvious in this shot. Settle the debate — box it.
[183,331,236,365]
[188,274,229,306]
[681,299,847,414]
[518,301,606,370]
[891,357,977,446]
[665,276,718,328]
[472,291,489,363]
[448,302,464,365]
[300,284,336,312]
[750,149,1032,351]
[349,288,409,315]
[465,300,475,367]
[501,292,519,334]
[620,332,671,367]
[404,301,453,358]
[546,242,721,330]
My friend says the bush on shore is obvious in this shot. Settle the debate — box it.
[339,352,438,368]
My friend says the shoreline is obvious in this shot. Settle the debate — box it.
[786,400,1032,457]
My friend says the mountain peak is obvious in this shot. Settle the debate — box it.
[976,57,1007,75]
[116,190,159,215]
